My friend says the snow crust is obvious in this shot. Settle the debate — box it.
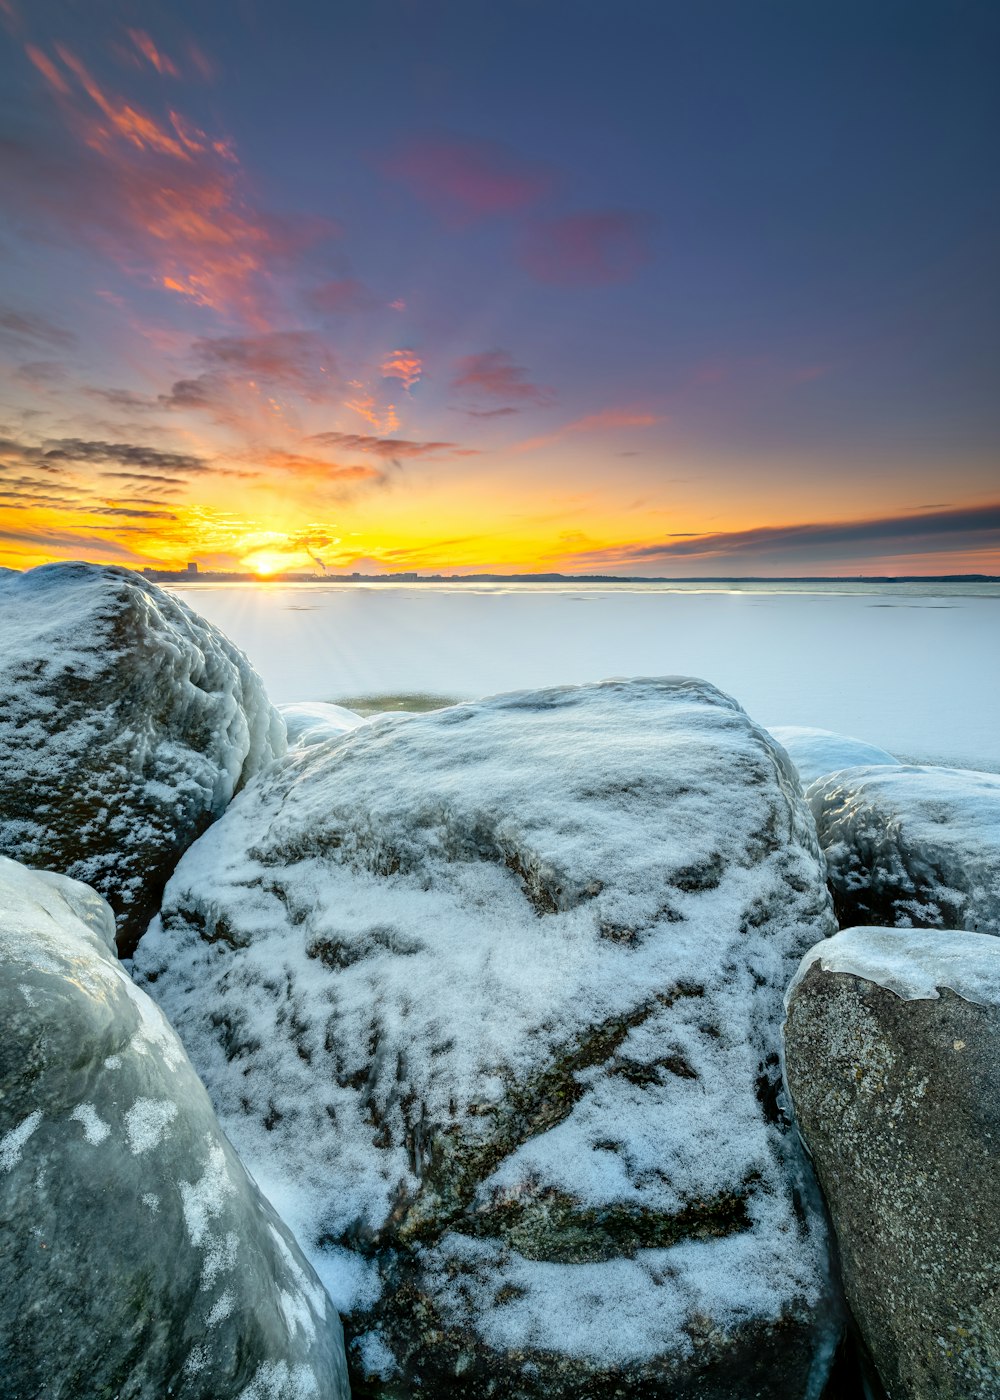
[279,702,365,749]
[808,765,1000,933]
[0,563,285,952]
[135,676,839,1380]
[767,726,899,790]
[787,927,1000,1008]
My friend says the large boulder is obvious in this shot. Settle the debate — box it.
[783,926,1000,1399]
[135,677,841,1398]
[0,563,285,955]
[767,726,899,790]
[0,854,350,1400]
[808,766,1000,933]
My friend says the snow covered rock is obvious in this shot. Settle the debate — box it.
[783,927,1000,1399]
[0,563,285,955]
[767,726,899,790]
[0,854,350,1400]
[808,765,1000,933]
[135,676,841,1398]
[279,701,365,749]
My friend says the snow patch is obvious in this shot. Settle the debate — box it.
[125,1097,178,1155]
[1,1110,42,1172]
[70,1103,111,1145]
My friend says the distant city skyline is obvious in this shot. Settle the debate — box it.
[1,1,998,576]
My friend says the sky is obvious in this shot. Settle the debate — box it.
[0,0,998,577]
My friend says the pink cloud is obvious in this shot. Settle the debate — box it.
[310,278,379,314]
[379,137,552,222]
[452,350,552,406]
[520,211,653,286]
[516,407,660,452]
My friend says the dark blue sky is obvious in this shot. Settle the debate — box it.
[1,0,997,573]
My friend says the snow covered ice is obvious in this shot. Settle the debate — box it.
[135,676,841,1397]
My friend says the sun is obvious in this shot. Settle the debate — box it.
[243,550,286,577]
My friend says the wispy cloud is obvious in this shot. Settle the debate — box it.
[520,211,653,286]
[345,395,399,434]
[125,30,180,79]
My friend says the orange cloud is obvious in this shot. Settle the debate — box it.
[17,43,332,324]
[127,29,180,78]
[346,395,399,433]
[26,44,71,95]
[380,349,422,390]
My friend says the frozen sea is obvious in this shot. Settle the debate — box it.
[170,580,1000,772]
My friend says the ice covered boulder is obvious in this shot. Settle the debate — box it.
[767,726,899,790]
[135,676,841,1398]
[0,854,350,1400]
[0,563,285,955]
[808,765,1000,933]
[279,701,365,749]
[783,927,1000,1399]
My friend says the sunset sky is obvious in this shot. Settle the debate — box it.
[1,0,997,576]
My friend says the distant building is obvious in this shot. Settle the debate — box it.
[186,562,199,575]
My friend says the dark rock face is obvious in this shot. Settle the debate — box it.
[783,928,1000,1400]
[0,856,350,1400]
[807,765,1000,935]
[135,677,841,1397]
[0,563,285,954]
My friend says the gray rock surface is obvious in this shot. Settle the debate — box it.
[0,563,285,955]
[0,855,349,1400]
[767,726,899,790]
[135,676,841,1398]
[783,926,1000,1399]
[808,765,1000,933]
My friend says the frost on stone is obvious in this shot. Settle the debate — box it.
[786,926,1000,1009]
[0,563,286,954]
[125,1097,179,1154]
[0,855,350,1400]
[135,676,841,1395]
[767,725,899,790]
[808,764,1000,933]
[279,702,365,749]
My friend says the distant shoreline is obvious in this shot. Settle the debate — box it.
[148,569,1000,584]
